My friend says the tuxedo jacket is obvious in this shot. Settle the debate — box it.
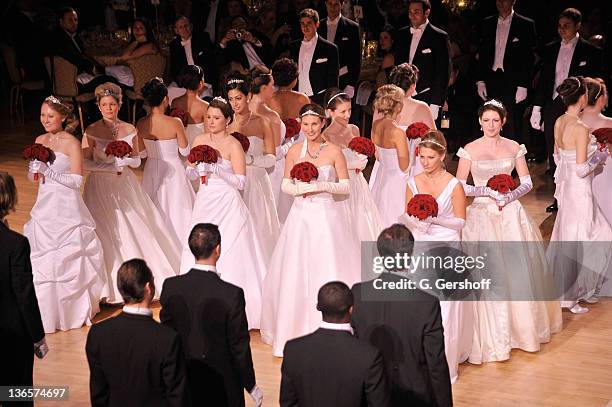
[280,328,390,407]
[290,36,339,100]
[394,23,451,106]
[191,0,227,42]
[169,32,219,92]
[534,37,604,108]
[0,222,44,346]
[318,16,361,90]
[160,270,255,407]
[52,28,94,74]
[351,274,453,407]
[85,312,190,407]
[221,32,274,70]
[476,12,537,88]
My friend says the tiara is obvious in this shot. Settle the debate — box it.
[45,95,63,105]
[327,92,349,107]
[98,88,121,99]
[483,99,504,109]
[419,139,446,150]
[227,78,245,85]
[300,109,323,118]
[213,96,228,104]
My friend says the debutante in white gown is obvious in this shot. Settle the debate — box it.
[243,136,280,261]
[343,148,383,241]
[180,158,267,329]
[592,153,612,227]
[186,123,205,192]
[456,145,562,364]
[24,152,107,333]
[406,177,473,384]
[370,146,409,228]
[273,121,296,224]
[261,153,362,356]
[142,138,195,245]
[83,133,181,303]
[548,136,612,303]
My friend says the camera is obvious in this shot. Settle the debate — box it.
[236,30,243,40]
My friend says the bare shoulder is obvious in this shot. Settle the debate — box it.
[34,134,47,143]
[348,124,360,138]
[122,121,137,134]
[287,140,303,158]
[501,137,521,153]
[325,141,343,153]
[463,139,479,153]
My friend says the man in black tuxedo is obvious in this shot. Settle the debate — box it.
[191,0,228,43]
[169,15,219,94]
[280,281,390,407]
[0,173,47,407]
[530,8,603,212]
[160,223,263,407]
[394,0,451,121]
[476,0,537,143]
[85,259,190,407]
[351,224,453,407]
[219,17,274,70]
[290,8,339,106]
[318,0,361,99]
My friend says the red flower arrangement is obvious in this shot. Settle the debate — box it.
[231,132,250,153]
[105,140,133,175]
[348,137,375,157]
[406,122,430,139]
[23,143,53,183]
[169,107,189,127]
[487,174,517,211]
[284,118,301,141]
[290,161,319,197]
[406,194,438,220]
[593,128,612,151]
[188,144,219,184]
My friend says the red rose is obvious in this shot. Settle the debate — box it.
[284,118,301,140]
[188,144,219,184]
[231,132,251,153]
[348,137,376,157]
[406,194,438,220]
[406,122,430,139]
[486,174,517,194]
[290,161,319,183]
[105,140,133,158]
[169,107,189,127]
[23,143,54,183]
[593,128,612,150]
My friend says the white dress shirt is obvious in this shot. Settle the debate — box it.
[492,11,513,71]
[122,305,153,317]
[326,14,341,44]
[553,33,579,99]
[320,321,354,334]
[298,33,318,96]
[409,20,429,64]
[191,263,219,275]
[181,36,195,66]
[205,0,218,43]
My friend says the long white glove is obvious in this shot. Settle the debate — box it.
[429,104,440,121]
[83,159,119,173]
[344,150,368,171]
[498,175,533,206]
[398,213,431,235]
[311,179,350,195]
[459,180,503,200]
[576,149,609,178]
[198,162,246,190]
[515,86,528,104]
[249,385,263,407]
[476,81,488,101]
[530,106,542,130]
[178,145,190,157]
[115,155,141,168]
[185,166,199,180]
[246,153,276,169]
[281,178,318,196]
[430,215,465,231]
[276,137,298,160]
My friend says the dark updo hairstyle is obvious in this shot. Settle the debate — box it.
[478,99,507,121]
[43,95,79,134]
[556,76,586,107]
[584,77,606,106]
[325,89,351,111]
[249,65,273,95]
[389,63,419,93]
[141,77,168,107]
[176,65,205,91]
[299,103,326,121]
[272,57,298,87]
[224,71,251,97]
[208,97,234,124]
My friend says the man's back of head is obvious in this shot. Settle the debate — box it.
[317,281,353,323]
[117,259,155,305]
[188,223,221,263]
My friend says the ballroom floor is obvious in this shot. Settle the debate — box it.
[2,118,611,406]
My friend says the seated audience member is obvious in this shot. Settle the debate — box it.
[85,259,190,406]
[219,16,274,72]
[120,18,159,62]
[160,223,263,407]
[281,281,390,407]
[376,25,397,87]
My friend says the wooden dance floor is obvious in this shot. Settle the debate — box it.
[2,122,611,406]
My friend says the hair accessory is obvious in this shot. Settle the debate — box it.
[213,96,228,104]
[99,88,121,99]
[227,78,245,85]
[570,76,581,88]
[419,139,446,151]
[45,95,63,105]
[300,109,324,118]
[483,99,504,109]
[593,83,602,100]
[327,92,349,107]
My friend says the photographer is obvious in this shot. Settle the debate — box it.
[219,16,274,72]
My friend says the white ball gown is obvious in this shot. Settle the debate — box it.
[547,135,612,303]
[186,122,205,192]
[273,120,295,224]
[405,176,473,384]
[456,145,562,364]
[24,151,107,333]
[83,133,182,303]
[243,136,280,261]
[261,146,362,356]
[142,138,195,245]
[179,158,267,329]
[370,146,409,228]
[592,154,612,227]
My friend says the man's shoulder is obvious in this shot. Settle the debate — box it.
[578,36,603,52]
[164,271,242,295]
[285,329,378,360]
[317,36,338,50]
[0,224,27,250]
[428,22,449,38]
[513,12,535,25]
[340,16,359,29]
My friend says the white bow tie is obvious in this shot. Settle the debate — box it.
[181,38,191,47]
[410,26,423,34]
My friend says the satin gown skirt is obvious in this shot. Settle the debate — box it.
[180,170,268,329]
[407,137,424,179]
[592,156,612,227]
[370,147,409,228]
[186,123,205,192]
[345,168,383,242]
[261,166,362,357]
[142,139,195,246]
[24,153,107,333]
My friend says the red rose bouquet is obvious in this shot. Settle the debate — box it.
[284,118,301,141]
[406,122,429,140]
[486,174,517,211]
[348,137,375,157]
[406,194,438,220]
[23,143,53,183]
[290,161,319,197]
[593,128,612,151]
[169,107,189,127]
[105,140,133,175]
[231,132,250,153]
[188,144,219,184]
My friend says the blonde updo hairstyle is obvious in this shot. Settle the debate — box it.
[43,96,79,134]
[419,129,447,155]
[95,82,123,104]
[374,84,405,116]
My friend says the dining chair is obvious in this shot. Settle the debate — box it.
[125,53,166,124]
